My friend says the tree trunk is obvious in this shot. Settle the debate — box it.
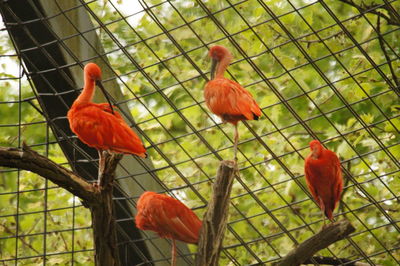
[91,189,119,266]
[196,160,236,266]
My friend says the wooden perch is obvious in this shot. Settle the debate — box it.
[0,143,96,203]
[303,255,371,266]
[276,219,355,266]
[91,152,122,266]
[0,143,122,266]
[195,160,237,266]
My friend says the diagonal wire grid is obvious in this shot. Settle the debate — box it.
[0,0,399,265]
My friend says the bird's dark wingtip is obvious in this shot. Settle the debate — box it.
[254,114,260,121]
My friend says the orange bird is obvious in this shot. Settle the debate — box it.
[135,191,202,266]
[67,63,146,186]
[204,45,261,160]
[304,140,343,224]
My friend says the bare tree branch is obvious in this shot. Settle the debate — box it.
[195,160,236,266]
[354,190,399,212]
[339,0,400,26]
[0,143,122,266]
[303,255,371,265]
[267,25,343,46]
[339,159,352,216]
[376,15,400,93]
[275,219,355,266]
[0,223,41,255]
[0,143,96,203]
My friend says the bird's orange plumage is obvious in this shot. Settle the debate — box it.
[304,140,343,221]
[135,191,202,244]
[204,45,261,125]
[67,63,146,157]
[204,45,261,159]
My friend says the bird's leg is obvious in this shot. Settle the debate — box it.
[171,238,177,266]
[319,197,327,228]
[233,123,239,161]
[97,149,105,188]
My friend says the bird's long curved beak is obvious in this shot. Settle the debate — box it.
[210,58,218,80]
[96,80,115,114]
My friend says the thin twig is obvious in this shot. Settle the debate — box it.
[286,131,324,139]
[339,160,351,215]
[339,0,400,26]
[268,25,344,45]
[0,223,41,255]
[376,15,400,92]
[354,190,399,212]
[48,212,69,250]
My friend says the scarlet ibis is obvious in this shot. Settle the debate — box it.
[204,45,261,160]
[67,63,146,186]
[135,191,202,266]
[304,140,343,224]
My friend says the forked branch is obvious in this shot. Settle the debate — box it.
[339,0,400,26]
[0,143,122,266]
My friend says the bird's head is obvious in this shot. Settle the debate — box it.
[309,140,323,159]
[84,63,102,81]
[83,63,115,113]
[208,45,232,80]
[209,45,231,61]
[135,191,154,223]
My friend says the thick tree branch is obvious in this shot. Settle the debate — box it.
[0,143,122,266]
[0,143,96,203]
[303,255,370,265]
[195,160,236,266]
[275,219,355,266]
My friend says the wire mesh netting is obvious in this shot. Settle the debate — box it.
[0,0,399,265]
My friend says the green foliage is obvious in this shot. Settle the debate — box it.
[99,0,399,264]
[1,0,400,265]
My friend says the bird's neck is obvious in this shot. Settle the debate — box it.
[215,56,232,79]
[76,74,95,104]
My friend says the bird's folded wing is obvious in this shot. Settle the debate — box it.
[155,197,201,244]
